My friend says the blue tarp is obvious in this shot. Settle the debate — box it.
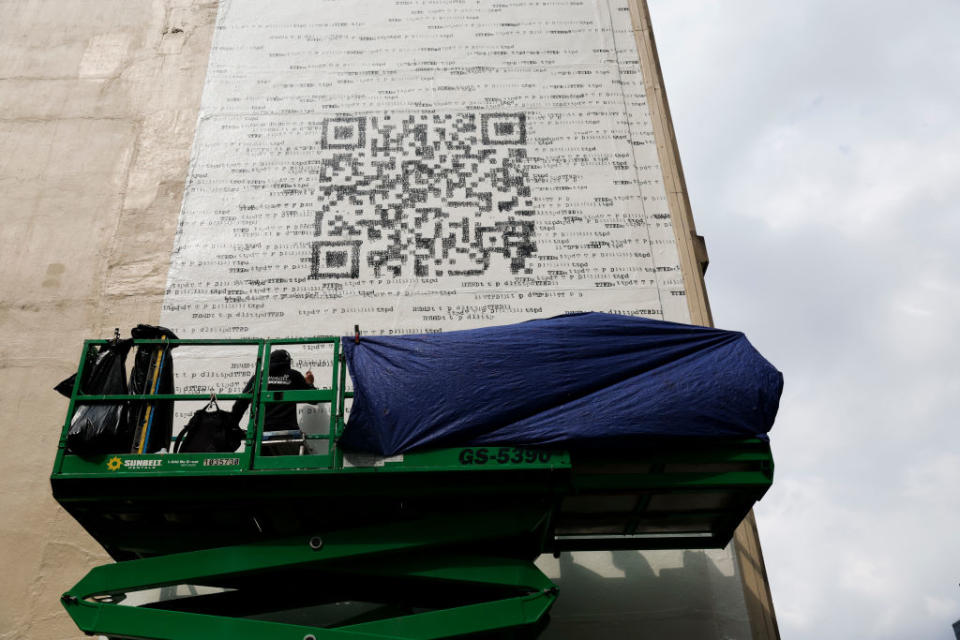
[339,313,783,455]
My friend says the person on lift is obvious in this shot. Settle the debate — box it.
[231,349,316,453]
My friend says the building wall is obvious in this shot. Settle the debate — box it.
[0,0,776,637]
[0,2,217,636]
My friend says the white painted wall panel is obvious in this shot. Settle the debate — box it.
[163,0,689,341]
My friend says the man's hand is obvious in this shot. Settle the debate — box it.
[305,370,314,386]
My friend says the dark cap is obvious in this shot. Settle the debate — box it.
[269,349,291,367]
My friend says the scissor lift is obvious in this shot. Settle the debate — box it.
[52,336,774,639]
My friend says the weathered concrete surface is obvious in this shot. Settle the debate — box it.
[0,2,217,637]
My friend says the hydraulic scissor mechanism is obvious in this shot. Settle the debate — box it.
[61,510,557,640]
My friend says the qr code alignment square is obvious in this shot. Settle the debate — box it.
[310,113,535,279]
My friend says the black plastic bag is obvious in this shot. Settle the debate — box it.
[174,399,244,453]
[128,324,179,453]
[54,374,79,398]
[65,340,134,455]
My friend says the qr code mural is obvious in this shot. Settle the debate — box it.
[310,113,535,279]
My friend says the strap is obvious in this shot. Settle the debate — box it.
[173,421,194,453]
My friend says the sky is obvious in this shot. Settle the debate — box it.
[646,1,960,638]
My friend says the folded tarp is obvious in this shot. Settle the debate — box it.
[339,312,783,456]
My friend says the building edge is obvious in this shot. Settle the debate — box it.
[625,1,781,637]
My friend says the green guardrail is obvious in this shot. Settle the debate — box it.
[53,337,567,477]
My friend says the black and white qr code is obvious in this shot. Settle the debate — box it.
[310,113,535,279]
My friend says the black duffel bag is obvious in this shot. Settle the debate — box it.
[174,399,244,453]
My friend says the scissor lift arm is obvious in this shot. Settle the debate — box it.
[62,509,557,640]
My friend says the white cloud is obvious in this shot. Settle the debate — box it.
[925,596,960,620]
[728,128,960,235]
[649,0,960,637]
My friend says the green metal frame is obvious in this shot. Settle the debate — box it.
[61,510,557,640]
[54,338,267,476]
[52,335,774,639]
[54,337,567,477]
[252,338,342,470]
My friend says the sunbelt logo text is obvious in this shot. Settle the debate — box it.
[123,459,162,469]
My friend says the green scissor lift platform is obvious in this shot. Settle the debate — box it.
[52,337,774,639]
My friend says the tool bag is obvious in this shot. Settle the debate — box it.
[174,399,244,453]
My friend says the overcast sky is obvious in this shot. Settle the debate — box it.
[646,1,960,638]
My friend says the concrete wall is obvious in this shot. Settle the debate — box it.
[0,2,217,636]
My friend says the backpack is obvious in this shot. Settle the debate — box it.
[174,399,244,453]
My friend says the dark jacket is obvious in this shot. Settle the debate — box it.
[231,350,316,430]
